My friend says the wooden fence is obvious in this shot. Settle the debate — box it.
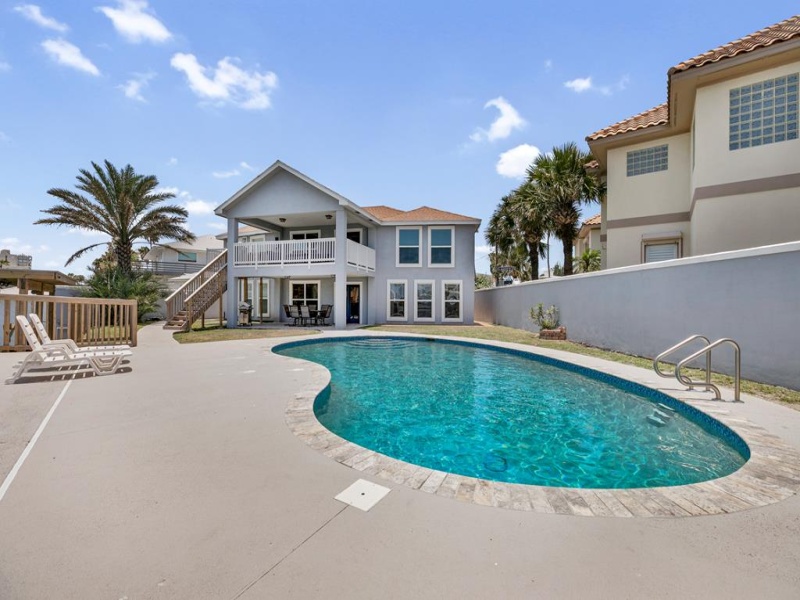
[0,294,138,352]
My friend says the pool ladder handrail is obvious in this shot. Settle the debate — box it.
[653,335,741,402]
[653,335,712,390]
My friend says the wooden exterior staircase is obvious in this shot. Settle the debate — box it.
[163,250,227,331]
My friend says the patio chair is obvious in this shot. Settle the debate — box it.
[288,304,302,326]
[6,315,131,384]
[28,313,131,352]
[300,305,312,326]
[316,304,333,326]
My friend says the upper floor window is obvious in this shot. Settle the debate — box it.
[730,73,799,150]
[397,227,421,266]
[177,251,197,262]
[428,227,454,267]
[626,145,668,177]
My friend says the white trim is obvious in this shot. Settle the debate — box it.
[289,279,321,306]
[396,226,422,267]
[346,281,363,324]
[441,280,463,322]
[428,225,455,268]
[290,229,322,240]
[346,228,363,245]
[413,279,435,322]
[386,279,408,321]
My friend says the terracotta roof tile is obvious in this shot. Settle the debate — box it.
[362,205,479,222]
[587,103,668,141]
[671,15,800,73]
[588,15,800,143]
[583,213,601,226]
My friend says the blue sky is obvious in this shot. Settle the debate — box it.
[1,1,797,275]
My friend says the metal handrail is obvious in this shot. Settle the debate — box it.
[676,338,741,402]
[653,335,711,389]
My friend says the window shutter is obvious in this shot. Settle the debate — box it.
[645,243,678,263]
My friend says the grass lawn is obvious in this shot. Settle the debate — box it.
[366,324,800,407]
[173,322,320,344]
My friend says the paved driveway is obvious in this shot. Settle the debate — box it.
[0,325,798,599]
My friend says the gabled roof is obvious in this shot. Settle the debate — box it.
[214,160,380,224]
[670,15,800,73]
[577,213,601,240]
[587,15,800,143]
[361,205,480,224]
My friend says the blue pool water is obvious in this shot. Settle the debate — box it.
[275,337,748,489]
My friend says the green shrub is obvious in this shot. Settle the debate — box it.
[530,303,560,330]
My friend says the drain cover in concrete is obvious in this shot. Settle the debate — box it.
[335,479,391,511]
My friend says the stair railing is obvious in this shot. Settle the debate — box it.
[676,339,741,402]
[184,265,227,331]
[165,250,227,322]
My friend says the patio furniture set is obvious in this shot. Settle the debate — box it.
[282,304,332,327]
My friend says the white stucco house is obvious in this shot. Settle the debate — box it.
[586,15,800,269]
[164,161,481,331]
[572,214,602,266]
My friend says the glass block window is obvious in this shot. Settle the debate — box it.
[626,145,668,177]
[730,73,799,150]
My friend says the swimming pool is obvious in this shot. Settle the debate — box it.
[275,337,748,489]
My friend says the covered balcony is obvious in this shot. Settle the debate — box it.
[233,238,375,272]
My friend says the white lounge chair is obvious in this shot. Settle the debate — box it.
[28,313,131,352]
[6,315,131,384]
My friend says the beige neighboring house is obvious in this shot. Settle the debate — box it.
[0,248,33,269]
[142,234,225,275]
[573,214,603,266]
[587,15,800,269]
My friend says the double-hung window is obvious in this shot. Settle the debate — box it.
[397,227,421,266]
[429,227,454,267]
[442,280,462,322]
[387,280,407,321]
[414,280,434,321]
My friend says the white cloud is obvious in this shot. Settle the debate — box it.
[166,157,178,166]
[496,144,541,178]
[14,4,68,32]
[544,59,553,72]
[185,200,215,215]
[1,237,50,255]
[170,53,278,110]
[240,161,255,171]
[67,227,108,238]
[564,77,593,93]
[212,168,240,179]
[0,61,10,72]
[44,259,61,267]
[206,221,226,231]
[96,0,171,44]
[41,39,100,76]
[118,72,155,102]
[470,97,526,143]
[565,75,629,96]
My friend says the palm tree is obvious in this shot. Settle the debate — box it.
[527,143,605,276]
[576,248,602,273]
[510,182,551,280]
[36,160,195,275]
[486,195,525,284]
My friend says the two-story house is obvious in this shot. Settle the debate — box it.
[163,161,479,330]
[587,15,800,269]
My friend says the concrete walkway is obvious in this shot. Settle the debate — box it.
[0,325,799,599]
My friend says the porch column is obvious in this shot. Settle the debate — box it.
[334,208,347,330]
[226,217,238,328]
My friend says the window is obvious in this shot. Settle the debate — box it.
[641,234,682,263]
[428,227,454,267]
[387,280,407,321]
[626,145,668,177]
[290,280,320,308]
[290,230,320,240]
[347,229,363,244]
[414,280,434,321]
[730,74,799,150]
[177,251,197,262]
[396,227,421,266]
[442,280,462,322]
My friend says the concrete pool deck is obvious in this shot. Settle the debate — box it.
[1,325,799,598]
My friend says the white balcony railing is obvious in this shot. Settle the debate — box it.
[233,238,375,271]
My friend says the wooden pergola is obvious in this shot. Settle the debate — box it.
[0,269,78,294]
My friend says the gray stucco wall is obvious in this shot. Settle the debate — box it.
[372,224,476,324]
[475,242,800,390]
